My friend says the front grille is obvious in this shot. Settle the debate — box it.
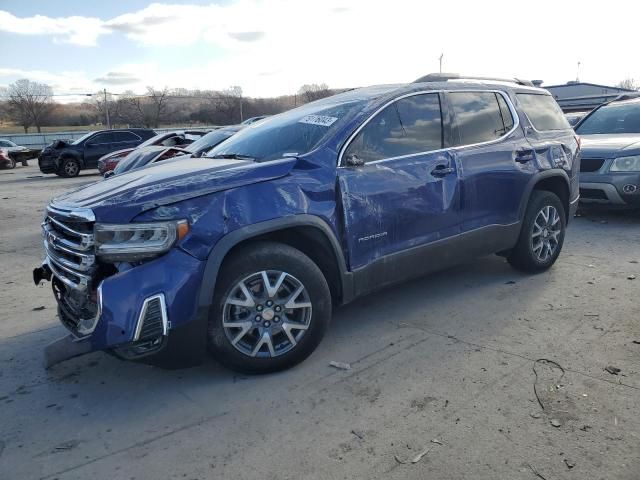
[580,158,605,172]
[42,206,95,291]
[580,188,608,200]
[43,203,99,336]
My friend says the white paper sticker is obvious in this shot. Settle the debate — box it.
[298,114,338,127]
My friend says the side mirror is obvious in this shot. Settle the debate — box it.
[345,154,364,167]
[103,171,115,179]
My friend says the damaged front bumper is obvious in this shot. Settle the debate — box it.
[34,247,209,369]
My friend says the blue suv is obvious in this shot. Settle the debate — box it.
[33,75,580,373]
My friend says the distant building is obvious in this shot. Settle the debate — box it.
[545,81,635,112]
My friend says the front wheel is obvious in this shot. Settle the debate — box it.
[208,241,331,374]
[4,157,16,169]
[58,158,80,177]
[508,191,566,273]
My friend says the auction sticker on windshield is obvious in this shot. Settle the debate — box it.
[299,115,338,127]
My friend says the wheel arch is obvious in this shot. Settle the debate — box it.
[519,170,571,222]
[197,215,353,316]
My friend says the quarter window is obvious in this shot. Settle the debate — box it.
[516,93,570,131]
[344,93,443,163]
[449,91,514,146]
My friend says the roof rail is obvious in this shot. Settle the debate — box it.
[413,73,534,87]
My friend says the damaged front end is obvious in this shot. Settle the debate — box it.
[34,204,174,367]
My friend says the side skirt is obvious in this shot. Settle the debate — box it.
[351,222,521,298]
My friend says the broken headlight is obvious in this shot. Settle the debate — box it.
[610,155,640,172]
[94,220,189,262]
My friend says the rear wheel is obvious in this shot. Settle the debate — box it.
[58,158,80,177]
[207,242,331,373]
[508,191,566,272]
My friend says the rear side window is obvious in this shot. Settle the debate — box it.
[344,93,443,163]
[517,93,570,131]
[113,132,140,142]
[449,91,513,146]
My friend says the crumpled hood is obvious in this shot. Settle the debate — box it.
[53,156,297,223]
[580,134,640,157]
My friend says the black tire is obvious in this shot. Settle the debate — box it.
[4,157,16,169]
[58,157,80,177]
[208,241,331,374]
[508,190,566,273]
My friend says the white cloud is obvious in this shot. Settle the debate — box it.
[0,11,106,46]
[1,1,639,97]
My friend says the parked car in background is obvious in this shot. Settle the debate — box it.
[97,130,209,175]
[34,76,579,373]
[0,149,16,169]
[565,111,587,127]
[575,95,640,207]
[38,128,155,177]
[106,125,244,177]
[0,139,33,166]
[241,116,268,125]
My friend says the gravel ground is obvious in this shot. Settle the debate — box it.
[0,163,639,480]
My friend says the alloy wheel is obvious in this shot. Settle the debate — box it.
[64,161,79,176]
[531,205,562,262]
[222,270,312,358]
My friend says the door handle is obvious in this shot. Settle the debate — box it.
[431,164,454,176]
[515,149,535,163]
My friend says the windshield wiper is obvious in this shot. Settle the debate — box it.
[208,153,256,161]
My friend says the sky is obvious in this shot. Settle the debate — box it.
[0,0,638,101]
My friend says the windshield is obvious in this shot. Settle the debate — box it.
[71,132,95,145]
[206,99,366,162]
[576,102,640,134]
[188,130,236,155]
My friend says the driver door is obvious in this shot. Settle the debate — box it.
[337,92,461,271]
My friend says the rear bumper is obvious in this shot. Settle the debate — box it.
[36,248,209,368]
[579,172,640,206]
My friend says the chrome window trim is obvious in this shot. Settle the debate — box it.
[133,293,169,342]
[337,89,520,167]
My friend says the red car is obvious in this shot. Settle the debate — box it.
[97,130,209,174]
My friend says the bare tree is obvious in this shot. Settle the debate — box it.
[7,79,55,133]
[298,83,332,103]
[616,78,639,91]
[147,87,170,127]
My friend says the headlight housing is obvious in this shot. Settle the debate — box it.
[610,155,640,172]
[95,220,189,262]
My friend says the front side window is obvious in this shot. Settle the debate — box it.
[576,101,640,134]
[87,133,113,145]
[517,93,570,131]
[449,91,513,146]
[344,93,443,163]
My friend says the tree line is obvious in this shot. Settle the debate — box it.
[0,79,336,133]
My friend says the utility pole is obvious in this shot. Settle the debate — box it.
[103,88,111,129]
[439,53,444,74]
[239,92,243,123]
[576,61,581,82]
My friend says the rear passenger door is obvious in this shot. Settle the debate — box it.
[83,132,115,166]
[446,91,532,231]
[338,92,461,270]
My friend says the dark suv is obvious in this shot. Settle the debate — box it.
[33,76,579,373]
[38,128,155,177]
